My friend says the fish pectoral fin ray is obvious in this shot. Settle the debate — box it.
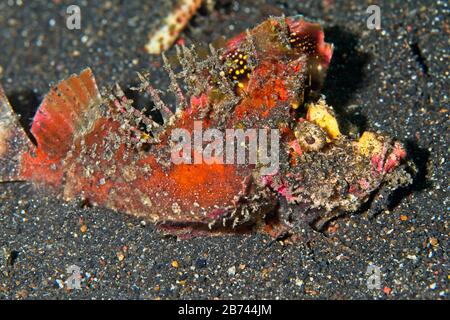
[0,85,35,182]
[30,68,103,160]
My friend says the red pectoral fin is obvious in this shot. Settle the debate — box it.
[30,68,102,160]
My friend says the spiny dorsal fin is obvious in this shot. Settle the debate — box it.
[30,68,102,159]
[0,85,35,182]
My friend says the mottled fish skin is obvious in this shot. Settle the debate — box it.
[0,16,411,240]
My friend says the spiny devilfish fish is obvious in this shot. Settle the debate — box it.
[0,16,412,240]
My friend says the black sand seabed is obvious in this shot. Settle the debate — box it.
[0,0,448,299]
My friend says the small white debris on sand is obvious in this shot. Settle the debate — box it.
[227,266,236,276]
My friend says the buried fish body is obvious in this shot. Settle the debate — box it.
[0,16,412,239]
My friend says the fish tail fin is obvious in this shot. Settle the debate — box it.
[0,85,35,182]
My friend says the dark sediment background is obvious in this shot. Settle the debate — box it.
[0,0,448,299]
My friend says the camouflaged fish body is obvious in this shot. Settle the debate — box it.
[0,16,412,239]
